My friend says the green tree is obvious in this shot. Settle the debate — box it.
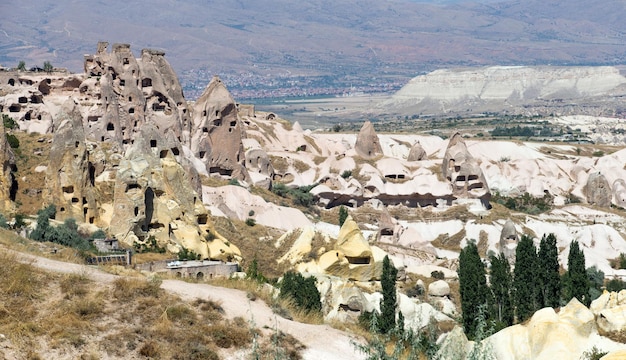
[280,271,321,313]
[379,255,398,334]
[513,234,538,322]
[43,61,53,73]
[2,114,17,130]
[17,61,26,71]
[489,252,513,327]
[564,240,590,305]
[538,233,561,308]
[6,134,19,149]
[338,206,348,227]
[459,241,490,339]
[0,214,8,229]
[587,266,605,302]
[30,204,56,241]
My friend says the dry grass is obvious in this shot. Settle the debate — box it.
[200,174,231,187]
[211,215,289,278]
[292,158,311,172]
[0,249,309,359]
[269,155,289,173]
[431,229,466,252]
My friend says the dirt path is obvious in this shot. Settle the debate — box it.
[9,248,365,360]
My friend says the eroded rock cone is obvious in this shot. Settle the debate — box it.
[407,141,426,161]
[44,99,99,223]
[355,121,383,159]
[191,76,248,181]
[586,172,611,207]
[110,123,240,261]
[442,132,490,203]
[499,219,518,264]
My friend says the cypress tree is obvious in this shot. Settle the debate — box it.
[538,233,561,308]
[338,206,348,227]
[489,252,514,327]
[513,234,538,322]
[379,255,397,334]
[459,241,489,339]
[565,240,590,306]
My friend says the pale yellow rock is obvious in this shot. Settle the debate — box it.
[601,349,626,360]
[278,227,314,265]
[336,215,372,260]
[489,298,597,360]
[591,290,626,334]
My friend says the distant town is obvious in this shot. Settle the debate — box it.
[178,67,408,101]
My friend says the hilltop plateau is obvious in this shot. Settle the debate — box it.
[1,43,626,359]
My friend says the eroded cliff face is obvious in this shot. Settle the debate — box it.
[109,123,240,261]
[43,99,100,224]
[0,120,16,214]
[383,66,626,115]
[191,76,249,181]
[0,42,245,260]
[82,42,191,148]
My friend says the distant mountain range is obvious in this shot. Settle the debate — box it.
[1,0,625,98]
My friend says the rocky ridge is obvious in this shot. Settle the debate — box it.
[382,66,626,116]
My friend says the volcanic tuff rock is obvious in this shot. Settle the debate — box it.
[109,123,240,261]
[484,298,626,360]
[299,215,389,281]
[591,290,626,334]
[43,99,100,223]
[499,219,519,264]
[191,76,248,181]
[442,132,490,204]
[613,179,626,208]
[383,66,626,115]
[354,121,383,159]
[406,141,426,161]
[586,172,612,207]
[0,120,16,214]
[82,42,191,147]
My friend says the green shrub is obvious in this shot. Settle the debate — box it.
[6,133,19,149]
[431,270,445,280]
[2,114,17,130]
[245,218,256,226]
[178,247,201,261]
[279,271,321,313]
[606,278,626,292]
[340,170,352,179]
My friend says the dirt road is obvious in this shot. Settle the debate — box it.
[11,249,365,360]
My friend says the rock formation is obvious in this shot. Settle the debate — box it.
[43,99,100,223]
[82,42,191,149]
[384,66,626,115]
[446,298,603,360]
[613,179,626,208]
[109,123,240,261]
[0,119,16,213]
[585,172,612,207]
[354,121,383,159]
[499,219,518,264]
[407,141,427,161]
[442,133,490,204]
[303,215,387,281]
[191,76,248,181]
[242,138,274,188]
[590,290,626,334]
